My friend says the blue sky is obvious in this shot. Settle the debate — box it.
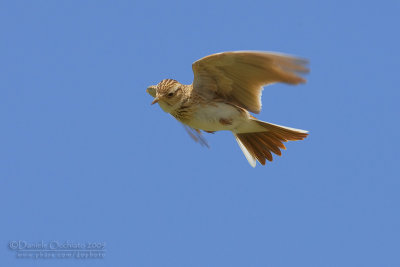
[1,0,399,266]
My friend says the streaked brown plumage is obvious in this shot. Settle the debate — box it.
[147,51,309,167]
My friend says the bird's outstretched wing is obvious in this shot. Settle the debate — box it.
[192,51,309,114]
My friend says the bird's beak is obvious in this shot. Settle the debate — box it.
[151,97,159,105]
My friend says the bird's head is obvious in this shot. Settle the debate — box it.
[147,79,184,113]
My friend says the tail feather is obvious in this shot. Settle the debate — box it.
[252,134,273,161]
[254,134,281,156]
[234,135,257,167]
[245,135,268,165]
[234,119,308,167]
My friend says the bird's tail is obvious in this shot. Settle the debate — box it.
[234,119,308,167]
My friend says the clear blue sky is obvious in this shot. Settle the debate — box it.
[1,1,399,266]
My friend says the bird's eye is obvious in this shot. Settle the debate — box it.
[167,92,174,97]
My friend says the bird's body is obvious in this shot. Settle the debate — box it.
[174,98,245,132]
[147,51,309,167]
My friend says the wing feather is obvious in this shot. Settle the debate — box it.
[182,124,209,148]
[192,51,309,114]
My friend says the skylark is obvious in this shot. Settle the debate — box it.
[147,51,309,167]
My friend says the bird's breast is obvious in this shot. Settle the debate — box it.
[182,102,246,132]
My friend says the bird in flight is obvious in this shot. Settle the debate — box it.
[147,51,309,167]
